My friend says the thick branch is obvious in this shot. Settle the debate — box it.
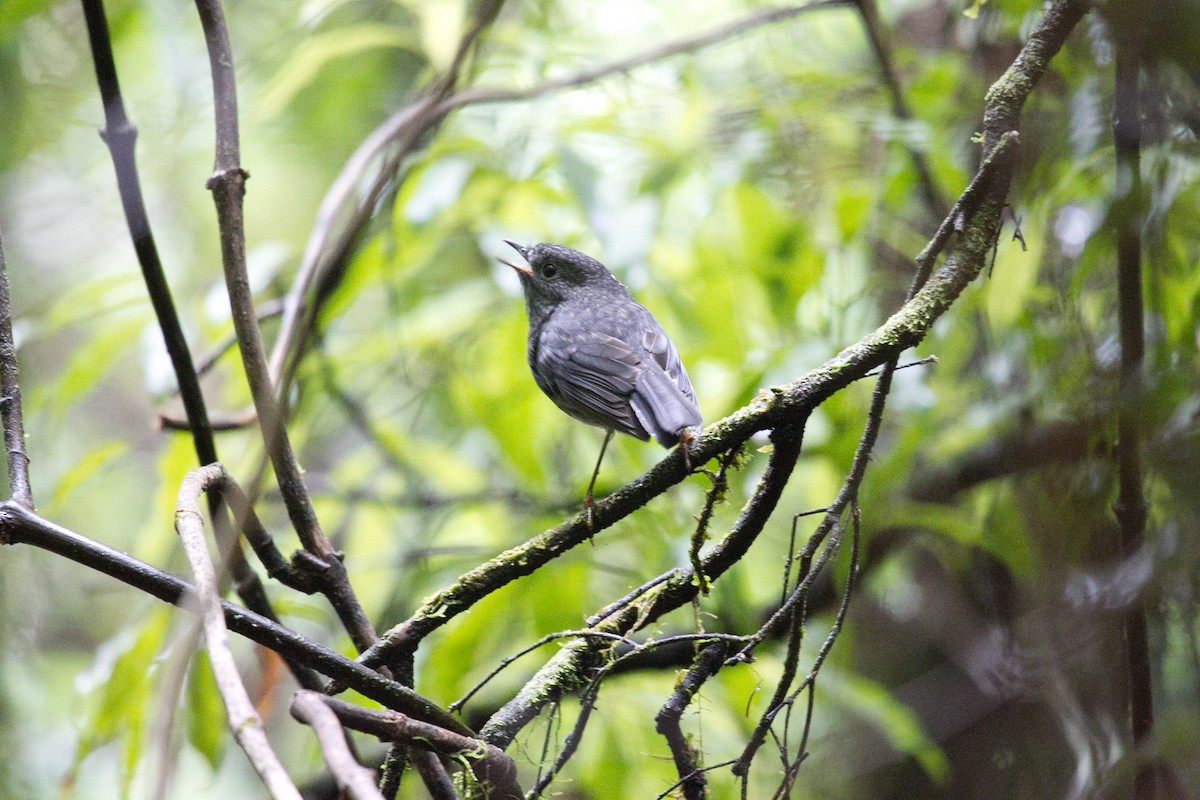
[981,0,1088,149]
[0,500,470,736]
[297,693,522,800]
[655,643,730,800]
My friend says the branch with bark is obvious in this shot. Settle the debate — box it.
[0,1,1096,798]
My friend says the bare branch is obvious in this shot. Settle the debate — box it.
[290,692,385,800]
[175,464,303,800]
[79,0,219,465]
[439,1,854,111]
[191,0,377,652]
[299,693,522,800]
[0,232,32,509]
[0,500,470,734]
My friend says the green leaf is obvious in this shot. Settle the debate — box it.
[962,0,989,20]
[45,440,130,517]
[35,316,145,423]
[185,652,227,770]
[74,608,173,794]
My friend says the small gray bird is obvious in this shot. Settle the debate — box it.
[502,241,702,519]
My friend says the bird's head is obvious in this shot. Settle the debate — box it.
[500,241,625,310]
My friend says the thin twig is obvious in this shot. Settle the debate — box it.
[527,671,604,797]
[863,355,937,377]
[0,232,32,509]
[911,130,1021,291]
[290,692,385,800]
[768,505,862,793]
[789,505,861,707]
[79,0,219,466]
[853,0,950,220]
[653,759,740,800]
[529,632,745,796]
[690,446,739,595]
[449,630,640,713]
[586,570,679,627]
[439,1,854,112]
[175,465,303,800]
[157,299,284,430]
[453,630,745,716]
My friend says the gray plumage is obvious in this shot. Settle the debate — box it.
[504,242,701,448]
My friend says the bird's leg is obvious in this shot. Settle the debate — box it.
[584,429,615,540]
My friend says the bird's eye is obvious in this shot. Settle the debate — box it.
[542,263,558,278]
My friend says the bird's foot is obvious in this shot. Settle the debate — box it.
[679,429,696,472]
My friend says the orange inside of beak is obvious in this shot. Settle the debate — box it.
[498,257,532,276]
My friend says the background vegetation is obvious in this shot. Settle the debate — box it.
[0,0,1197,798]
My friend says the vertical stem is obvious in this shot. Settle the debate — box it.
[0,233,32,509]
[1112,47,1154,800]
[192,0,317,547]
[80,0,219,466]
[192,0,378,651]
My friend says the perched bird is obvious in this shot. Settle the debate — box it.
[501,241,702,522]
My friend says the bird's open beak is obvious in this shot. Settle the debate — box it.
[499,240,532,276]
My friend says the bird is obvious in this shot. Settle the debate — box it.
[500,241,702,526]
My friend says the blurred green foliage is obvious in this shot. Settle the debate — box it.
[1,0,1198,798]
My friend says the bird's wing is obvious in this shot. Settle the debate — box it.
[640,324,699,406]
[631,322,703,447]
[534,330,650,440]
